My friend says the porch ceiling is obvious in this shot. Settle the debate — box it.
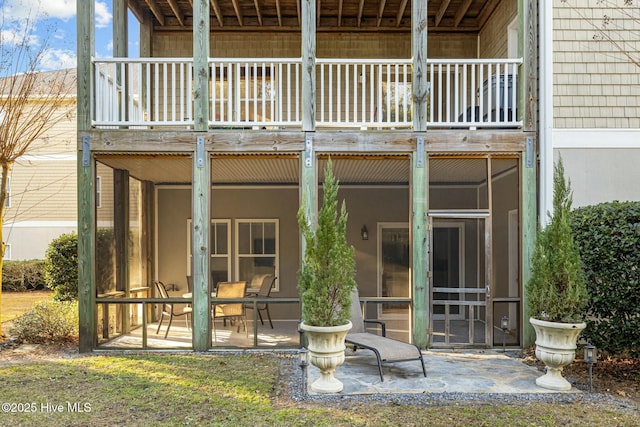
[128,0,500,33]
[96,153,516,186]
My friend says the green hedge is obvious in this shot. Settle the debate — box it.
[2,260,47,292]
[571,201,640,356]
[44,232,78,301]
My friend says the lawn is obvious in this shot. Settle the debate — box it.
[0,352,638,427]
[1,291,53,323]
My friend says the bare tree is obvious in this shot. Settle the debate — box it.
[561,0,640,68]
[0,16,76,337]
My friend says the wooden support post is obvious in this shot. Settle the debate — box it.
[300,136,317,244]
[301,0,316,131]
[412,0,428,132]
[192,136,211,351]
[77,0,95,353]
[114,169,130,333]
[193,0,210,132]
[411,144,429,348]
[521,0,538,347]
[522,140,537,347]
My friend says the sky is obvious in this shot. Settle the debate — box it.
[1,0,139,72]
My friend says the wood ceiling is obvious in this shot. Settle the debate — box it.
[128,0,501,33]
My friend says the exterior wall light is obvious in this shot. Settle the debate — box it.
[501,315,509,352]
[361,225,368,240]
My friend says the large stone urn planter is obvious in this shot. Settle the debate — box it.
[530,317,586,391]
[300,321,352,393]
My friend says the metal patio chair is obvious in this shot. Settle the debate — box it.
[155,280,192,339]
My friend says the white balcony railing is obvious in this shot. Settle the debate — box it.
[92,58,522,130]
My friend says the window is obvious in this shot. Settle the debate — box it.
[187,219,231,286]
[235,219,279,291]
[96,176,102,209]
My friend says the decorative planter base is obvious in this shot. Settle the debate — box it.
[530,317,586,391]
[300,321,352,393]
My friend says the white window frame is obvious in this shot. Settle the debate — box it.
[96,176,102,209]
[235,219,279,291]
[3,243,10,260]
[187,219,231,281]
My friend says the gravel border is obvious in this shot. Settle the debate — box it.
[273,353,640,414]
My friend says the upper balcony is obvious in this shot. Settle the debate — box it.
[84,0,527,132]
[93,57,522,130]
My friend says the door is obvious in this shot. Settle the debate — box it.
[430,215,491,347]
[376,223,411,341]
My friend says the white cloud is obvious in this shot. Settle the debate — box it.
[0,1,111,26]
[39,48,77,70]
[95,2,112,29]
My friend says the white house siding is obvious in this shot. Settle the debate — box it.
[553,1,640,206]
[5,158,77,260]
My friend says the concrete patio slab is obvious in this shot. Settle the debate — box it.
[307,349,579,395]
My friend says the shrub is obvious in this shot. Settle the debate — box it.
[2,260,47,292]
[44,233,78,301]
[526,157,588,323]
[571,200,640,356]
[9,300,79,343]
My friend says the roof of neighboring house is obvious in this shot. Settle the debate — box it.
[0,68,77,98]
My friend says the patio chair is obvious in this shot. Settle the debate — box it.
[245,274,277,329]
[345,288,427,381]
[212,281,248,341]
[155,280,192,339]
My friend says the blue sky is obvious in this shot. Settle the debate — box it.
[1,0,139,72]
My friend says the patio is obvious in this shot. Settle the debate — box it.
[307,349,580,395]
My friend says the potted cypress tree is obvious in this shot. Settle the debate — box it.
[297,159,357,393]
[526,157,589,391]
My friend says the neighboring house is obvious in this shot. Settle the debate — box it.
[549,1,640,209]
[77,0,538,353]
[2,70,77,261]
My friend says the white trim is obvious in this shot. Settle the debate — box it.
[540,0,553,227]
[3,244,11,260]
[553,129,640,149]
[4,221,77,228]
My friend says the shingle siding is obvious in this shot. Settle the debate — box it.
[554,0,640,128]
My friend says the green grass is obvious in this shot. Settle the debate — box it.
[1,291,53,323]
[0,353,638,426]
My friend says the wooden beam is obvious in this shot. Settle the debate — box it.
[412,0,428,131]
[231,0,244,26]
[276,0,283,26]
[411,148,428,349]
[376,0,387,27]
[396,0,408,27]
[143,0,165,26]
[254,0,264,26]
[357,0,365,28]
[302,0,316,131]
[477,0,501,29]
[297,0,301,26]
[128,0,145,23]
[193,0,210,132]
[338,0,343,27]
[317,0,322,27]
[299,141,317,263]
[454,0,473,28]
[192,138,211,351]
[210,0,224,27]
[521,139,537,347]
[82,130,529,153]
[435,0,450,27]
[166,0,186,26]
